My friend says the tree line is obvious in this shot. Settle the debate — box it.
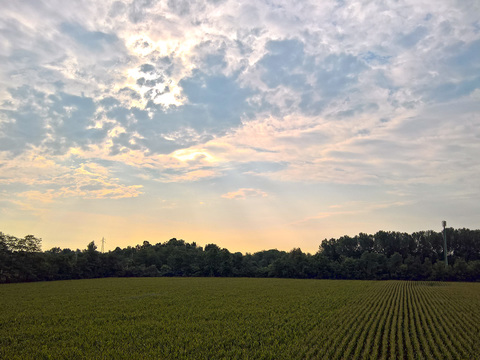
[1,228,480,283]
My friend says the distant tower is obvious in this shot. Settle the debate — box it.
[442,221,448,268]
[101,237,106,253]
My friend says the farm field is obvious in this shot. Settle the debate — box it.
[1,278,479,359]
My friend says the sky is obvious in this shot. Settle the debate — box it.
[1,0,479,254]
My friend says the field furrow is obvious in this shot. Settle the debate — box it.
[418,285,465,359]
[387,281,403,360]
[435,285,480,336]
[329,283,390,359]
[314,286,378,358]
[1,279,479,359]
[395,281,405,360]
[416,283,467,359]
[402,282,416,360]
[408,282,428,359]
[359,281,398,359]
[379,281,402,359]
[409,284,443,359]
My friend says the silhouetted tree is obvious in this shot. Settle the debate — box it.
[2,228,480,283]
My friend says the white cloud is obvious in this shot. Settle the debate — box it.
[222,188,268,200]
[1,0,480,248]
[0,152,143,206]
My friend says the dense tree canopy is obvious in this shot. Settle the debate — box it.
[1,229,479,283]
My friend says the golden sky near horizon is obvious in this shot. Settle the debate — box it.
[1,0,479,253]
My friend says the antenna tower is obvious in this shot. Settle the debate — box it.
[442,221,448,268]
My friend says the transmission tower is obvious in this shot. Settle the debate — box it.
[442,221,448,268]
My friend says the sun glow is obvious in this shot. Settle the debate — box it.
[172,149,217,163]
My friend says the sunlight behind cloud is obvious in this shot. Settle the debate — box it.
[1,0,479,252]
[172,148,217,163]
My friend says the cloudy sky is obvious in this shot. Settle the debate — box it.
[1,0,479,253]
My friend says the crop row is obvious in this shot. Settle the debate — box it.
[304,281,480,359]
[0,278,479,359]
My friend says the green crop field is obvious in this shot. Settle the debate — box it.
[1,278,479,359]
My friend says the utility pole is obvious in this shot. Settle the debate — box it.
[442,221,448,268]
[101,237,106,254]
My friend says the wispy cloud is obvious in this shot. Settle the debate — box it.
[2,156,143,207]
[222,188,268,200]
[291,200,414,226]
